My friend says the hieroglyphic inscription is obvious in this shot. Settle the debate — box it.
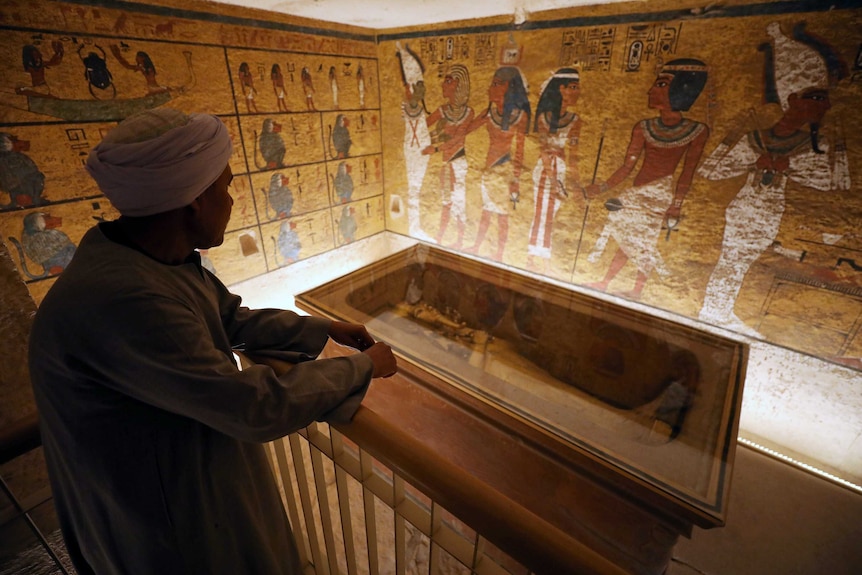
[621,23,683,72]
[559,27,615,72]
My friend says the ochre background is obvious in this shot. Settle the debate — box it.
[1,0,860,370]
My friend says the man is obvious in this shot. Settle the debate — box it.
[28,108,397,574]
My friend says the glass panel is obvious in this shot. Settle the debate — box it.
[296,245,747,519]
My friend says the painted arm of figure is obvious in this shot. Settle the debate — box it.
[422,107,443,155]
[585,123,645,198]
[46,40,64,66]
[697,134,758,181]
[697,109,761,181]
[667,125,709,219]
[303,75,315,94]
[466,106,489,135]
[110,45,138,71]
[788,143,843,191]
[785,124,850,192]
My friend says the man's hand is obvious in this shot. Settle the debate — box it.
[328,321,375,351]
[363,342,397,378]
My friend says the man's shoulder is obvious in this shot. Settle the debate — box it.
[36,226,158,318]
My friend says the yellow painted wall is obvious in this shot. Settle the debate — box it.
[1,0,861,372]
[377,2,862,371]
[0,0,382,302]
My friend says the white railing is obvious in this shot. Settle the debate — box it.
[266,422,527,575]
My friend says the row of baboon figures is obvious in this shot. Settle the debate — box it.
[394,21,855,341]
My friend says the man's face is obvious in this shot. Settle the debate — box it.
[489,75,508,106]
[442,75,458,102]
[788,88,831,124]
[560,81,580,108]
[648,73,673,110]
[195,164,234,249]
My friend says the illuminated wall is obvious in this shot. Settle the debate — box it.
[0,0,383,303]
[1,0,861,485]
[378,2,862,374]
[2,0,860,370]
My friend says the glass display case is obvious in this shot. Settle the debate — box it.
[296,245,748,524]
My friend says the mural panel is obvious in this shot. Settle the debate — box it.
[2,0,861,373]
[379,6,862,372]
[0,0,381,299]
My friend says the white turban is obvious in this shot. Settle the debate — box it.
[86,108,233,216]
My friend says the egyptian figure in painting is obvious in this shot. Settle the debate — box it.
[339,205,357,244]
[238,62,259,113]
[330,114,352,159]
[357,65,366,109]
[257,118,286,169]
[302,67,316,111]
[265,173,293,219]
[333,161,354,204]
[396,42,433,240]
[422,64,474,248]
[275,220,301,264]
[465,66,531,261]
[329,66,339,109]
[271,64,288,112]
[8,212,76,279]
[17,42,64,96]
[111,46,168,95]
[585,59,709,299]
[527,68,583,273]
[697,22,849,336]
[0,132,47,209]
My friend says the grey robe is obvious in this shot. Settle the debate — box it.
[29,224,373,575]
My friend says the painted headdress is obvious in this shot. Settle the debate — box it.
[396,41,424,88]
[534,68,580,133]
[446,64,471,109]
[538,68,579,96]
[659,58,709,112]
[765,21,848,110]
